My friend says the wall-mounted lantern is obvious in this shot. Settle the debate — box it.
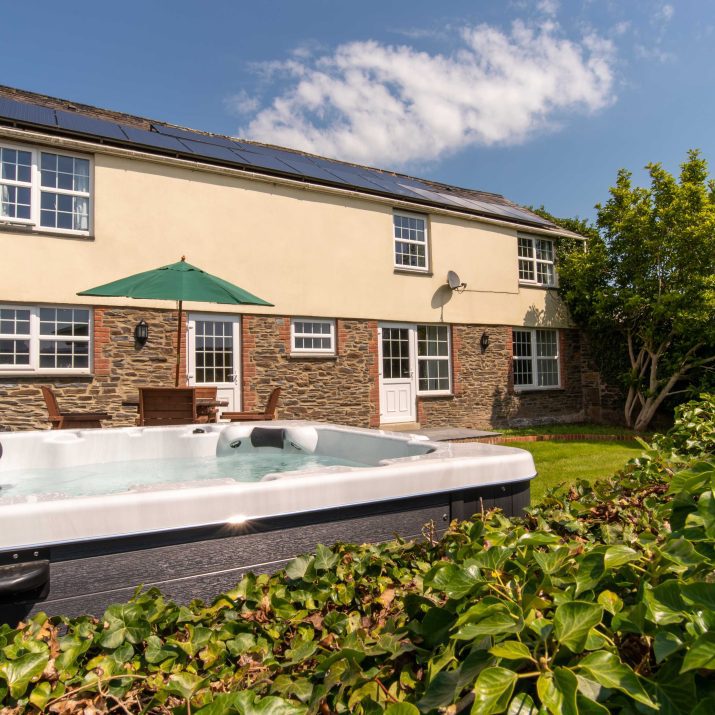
[134,319,149,346]
[480,331,490,350]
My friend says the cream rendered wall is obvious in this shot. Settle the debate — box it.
[0,148,570,328]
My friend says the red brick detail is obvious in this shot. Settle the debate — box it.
[92,307,111,377]
[505,327,514,392]
[241,315,258,411]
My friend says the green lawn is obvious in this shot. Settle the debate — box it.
[514,439,646,503]
[500,422,642,437]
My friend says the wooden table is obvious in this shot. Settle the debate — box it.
[121,397,229,422]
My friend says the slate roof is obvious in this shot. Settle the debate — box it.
[0,85,581,237]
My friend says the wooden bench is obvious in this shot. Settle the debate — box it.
[41,386,110,430]
[222,387,281,422]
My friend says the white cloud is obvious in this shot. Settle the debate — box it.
[224,90,260,117]
[237,20,616,167]
[656,4,674,23]
[537,0,560,16]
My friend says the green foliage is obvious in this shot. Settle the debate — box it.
[550,151,715,430]
[1,395,714,714]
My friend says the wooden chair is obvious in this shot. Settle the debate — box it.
[138,387,197,426]
[195,386,218,423]
[41,386,110,430]
[222,387,281,422]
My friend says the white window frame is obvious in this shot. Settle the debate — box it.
[512,328,560,390]
[393,211,429,272]
[0,139,93,236]
[0,305,92,375]
[291,318,336,355]
[518,234,556,287]
[416,324,451,395]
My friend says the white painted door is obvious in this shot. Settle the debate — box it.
[379,324,417,424]
[187,313,241,412]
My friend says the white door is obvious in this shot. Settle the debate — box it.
[378,324,417,424]
[187,313,241,412]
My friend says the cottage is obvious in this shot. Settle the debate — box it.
[0,86,603,431]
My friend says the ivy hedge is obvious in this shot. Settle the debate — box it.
[1,395,714,714]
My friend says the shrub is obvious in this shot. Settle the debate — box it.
[1,396,714,714]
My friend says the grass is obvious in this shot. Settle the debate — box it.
[515,439,646,502]
[499,422,642,437]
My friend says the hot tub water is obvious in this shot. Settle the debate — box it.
[0,451,369,499]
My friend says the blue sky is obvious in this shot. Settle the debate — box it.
[3,1,712,220]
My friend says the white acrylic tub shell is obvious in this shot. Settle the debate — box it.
[0,422,535,550]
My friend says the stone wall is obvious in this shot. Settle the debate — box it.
[0,306,181,431]
[241,316,378,427]
[0,306,604,432]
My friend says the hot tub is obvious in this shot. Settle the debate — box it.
[0,422,535,623]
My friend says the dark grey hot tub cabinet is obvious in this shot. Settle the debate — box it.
[1,480,529,625]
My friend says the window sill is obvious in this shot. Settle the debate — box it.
[417,392,454,400]
[0,224,94,240]
[518,281,557,290]
[393,267,433,277]
[513,386,564,394]
[288,353,338,360]
[0,371,93,379]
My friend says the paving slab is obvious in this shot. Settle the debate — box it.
[414,427,501,442]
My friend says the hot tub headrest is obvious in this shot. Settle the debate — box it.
[250,427,286,449]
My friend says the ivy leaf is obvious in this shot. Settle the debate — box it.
[489,641,533,661]
[692,698,715,715]
[578,651,656,707]
[537,668,578,715]
[680,582,715,610]
[603,545,640,569]
[100,603,151,648]
[420,607,456,648]
[680,632,715,672]
[385,704,420,715]
[455,602,522,640]
[227,633,257,656]
[417,669,459,711]
[654,630,684,663]
[506,692,538,715]
[425,563,481,599]
[167,672,207,700]
[285,555,313,581]
[575,552,605,596]
[575,693,610,714]
[597,590,623,615]
[28,681,53,710]
[144,635,177,664]
[0,651,49,700]
[553,601,603,653]
[470,667,517,714]
[314,544,339,572]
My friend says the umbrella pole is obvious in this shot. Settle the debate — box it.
[175,299,183,387]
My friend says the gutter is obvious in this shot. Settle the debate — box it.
[0,124,584,241]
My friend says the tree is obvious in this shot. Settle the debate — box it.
[553,150,715,431]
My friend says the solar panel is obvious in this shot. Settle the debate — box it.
[0,97,56,128]
[178,139,247,164]
[55,110,129,141]
[152,123,241,149]
[277,156,351,185]
[119,126,192,153]
[236,149,300,174]
[316,164,392,193]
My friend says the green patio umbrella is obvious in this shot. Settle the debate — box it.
[78,257,273,386]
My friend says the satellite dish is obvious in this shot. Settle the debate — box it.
[447,270,466,291]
